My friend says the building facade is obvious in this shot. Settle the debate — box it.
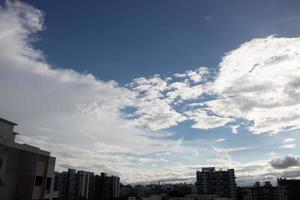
[94,172,120,200]
[196,167,237,199]
[55,169,95,200]
[237,181,287,200]
[0,118,58,200]
[277,178,300,200]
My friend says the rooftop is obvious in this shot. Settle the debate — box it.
[0,117,18,126]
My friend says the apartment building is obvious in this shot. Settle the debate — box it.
[0,117,58,200]
[196,167,237,199]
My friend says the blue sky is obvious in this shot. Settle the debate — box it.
[22,0,300,83]
[1,0,300,185]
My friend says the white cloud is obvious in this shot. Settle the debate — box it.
[128,36,300,135]
[212,146,250,154]
[230,125,240,134]
[128,75,187,130]
[215,138,226,143]
[185,109,232,130]
[280,144,296,149]
[186,67,209,83]
[279,138,296,149]
[0,0,189,183]
[209,36,300,134]
[126,35,300,136]
[2,0,300,184]
[283,138,296,144]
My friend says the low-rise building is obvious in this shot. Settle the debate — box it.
[237,181,287,200]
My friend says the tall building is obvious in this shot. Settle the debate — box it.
[0,117,58,200]
[55,169,77,200]
[277,178,300,200]
[94,172,120,200]
[77,170,95,200]
[55,169,95,200]
[196,167,237,199]
[237,181,287,200]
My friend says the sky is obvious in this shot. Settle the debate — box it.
[1,0,300,185]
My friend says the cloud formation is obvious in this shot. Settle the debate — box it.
[0,0,187,183]
[129,36,300,134]
[270,156,300,169]
[209,36,300,134]
[1,0,300,184]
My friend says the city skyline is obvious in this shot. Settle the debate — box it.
[1,0,300,185]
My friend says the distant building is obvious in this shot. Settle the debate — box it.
[120,184,134,199]
[277,178,300,200]
[237,181,287,200]
[196,167,237,199]
[170,194,231,200]
[134,185,147,198]
[55,169,94,200]
[0,118,58,200]
[94,172,120,200]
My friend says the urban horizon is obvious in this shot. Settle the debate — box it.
[1,0,300,199]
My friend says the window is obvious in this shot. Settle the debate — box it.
[46,177,52,190]
[35,176,43,186]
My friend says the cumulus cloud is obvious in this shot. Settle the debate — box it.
[185,109,232,130]
[127,75,187,130]
[128,36,300,134]
[270,156,300,169]
[209,36,300,134]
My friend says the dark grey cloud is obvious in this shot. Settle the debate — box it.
[270,156,300,169]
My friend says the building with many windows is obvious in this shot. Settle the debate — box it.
[55,169,95,200]
[0,118,58,200]
[196,167,237,199]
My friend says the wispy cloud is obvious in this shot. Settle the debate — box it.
[280,144,296,149]
[283,138,296,144]
[280,138,296,149]
[215,138,226,143]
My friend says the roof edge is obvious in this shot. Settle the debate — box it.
[0,118,18,126]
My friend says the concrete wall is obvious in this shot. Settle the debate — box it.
[0,146,19,200]
[0,119,15,146]
[0,118,57,200]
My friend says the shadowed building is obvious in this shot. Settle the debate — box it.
[94,172,120,200]
[237,181,287,200]
[55,169,95,200]
[277,178,300,200]
[196,167,237,199]
[0,118,58,200]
